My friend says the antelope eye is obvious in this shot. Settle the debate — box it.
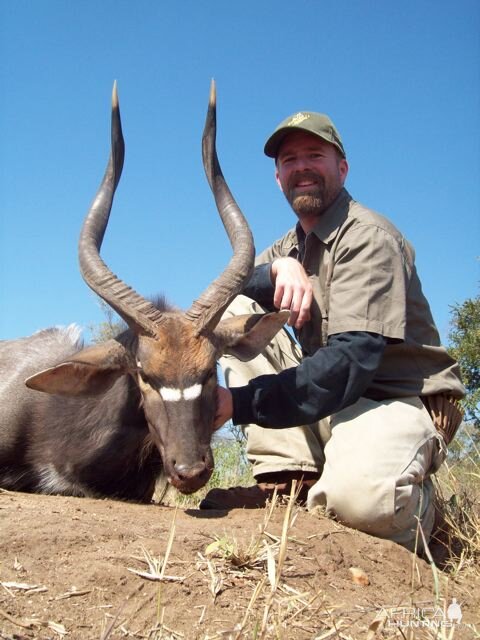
[204,368,216,383]
[202,370,210,381]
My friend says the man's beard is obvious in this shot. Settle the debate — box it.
[290,193,325,218]
[286,171,340,219]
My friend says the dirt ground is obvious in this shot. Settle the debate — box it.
[0,490,478,640]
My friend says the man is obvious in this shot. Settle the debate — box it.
[200,111,464,551]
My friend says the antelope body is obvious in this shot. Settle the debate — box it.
[0,83,287,502]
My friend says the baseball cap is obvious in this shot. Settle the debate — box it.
[264,111,346,158]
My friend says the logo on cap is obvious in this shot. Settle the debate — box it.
[287,112,310,127]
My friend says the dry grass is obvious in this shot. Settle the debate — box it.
[105,438,480,639]
[400,437,480,640]
[431,438,480,576]
[195,483,333,640]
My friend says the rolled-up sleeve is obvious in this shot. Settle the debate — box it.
[326,223,411,340]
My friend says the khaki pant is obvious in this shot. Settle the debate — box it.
[220,296,447,551]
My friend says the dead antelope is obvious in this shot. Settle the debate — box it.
[0,82,287,502]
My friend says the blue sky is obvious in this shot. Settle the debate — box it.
[1,0,479,345]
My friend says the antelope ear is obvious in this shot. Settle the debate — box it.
[214,311,289,361]
[25,340,132,396]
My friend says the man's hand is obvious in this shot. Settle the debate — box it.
[271,257,312,329]
[214,386,233,430]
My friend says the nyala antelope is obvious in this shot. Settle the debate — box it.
[0,81,287,502]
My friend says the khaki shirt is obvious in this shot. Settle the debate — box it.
[256,189,464,400]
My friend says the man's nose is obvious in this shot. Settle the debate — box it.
[292,157,311,172]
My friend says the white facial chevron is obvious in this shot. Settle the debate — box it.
[160,384,202,402]
[183,384,203,400]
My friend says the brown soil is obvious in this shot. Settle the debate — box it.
[0,490,478,639]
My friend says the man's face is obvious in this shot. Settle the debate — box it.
[275,131,348,227]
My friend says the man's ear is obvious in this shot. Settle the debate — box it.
[275,166,284,192]
[25,340,132,396]
[214,311,289,361]
[339,157,349,183]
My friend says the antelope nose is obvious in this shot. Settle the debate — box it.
[173,461,207,481]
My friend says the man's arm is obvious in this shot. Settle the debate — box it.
[242,263,276,311]
[213,254,385,429]
[215,331,386,429]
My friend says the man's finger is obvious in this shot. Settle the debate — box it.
[295,289,313,329]
[273,283,286,309]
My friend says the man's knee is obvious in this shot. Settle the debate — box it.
[308,472,435,550]
[221,294,264,319]
[308,473,395,535]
